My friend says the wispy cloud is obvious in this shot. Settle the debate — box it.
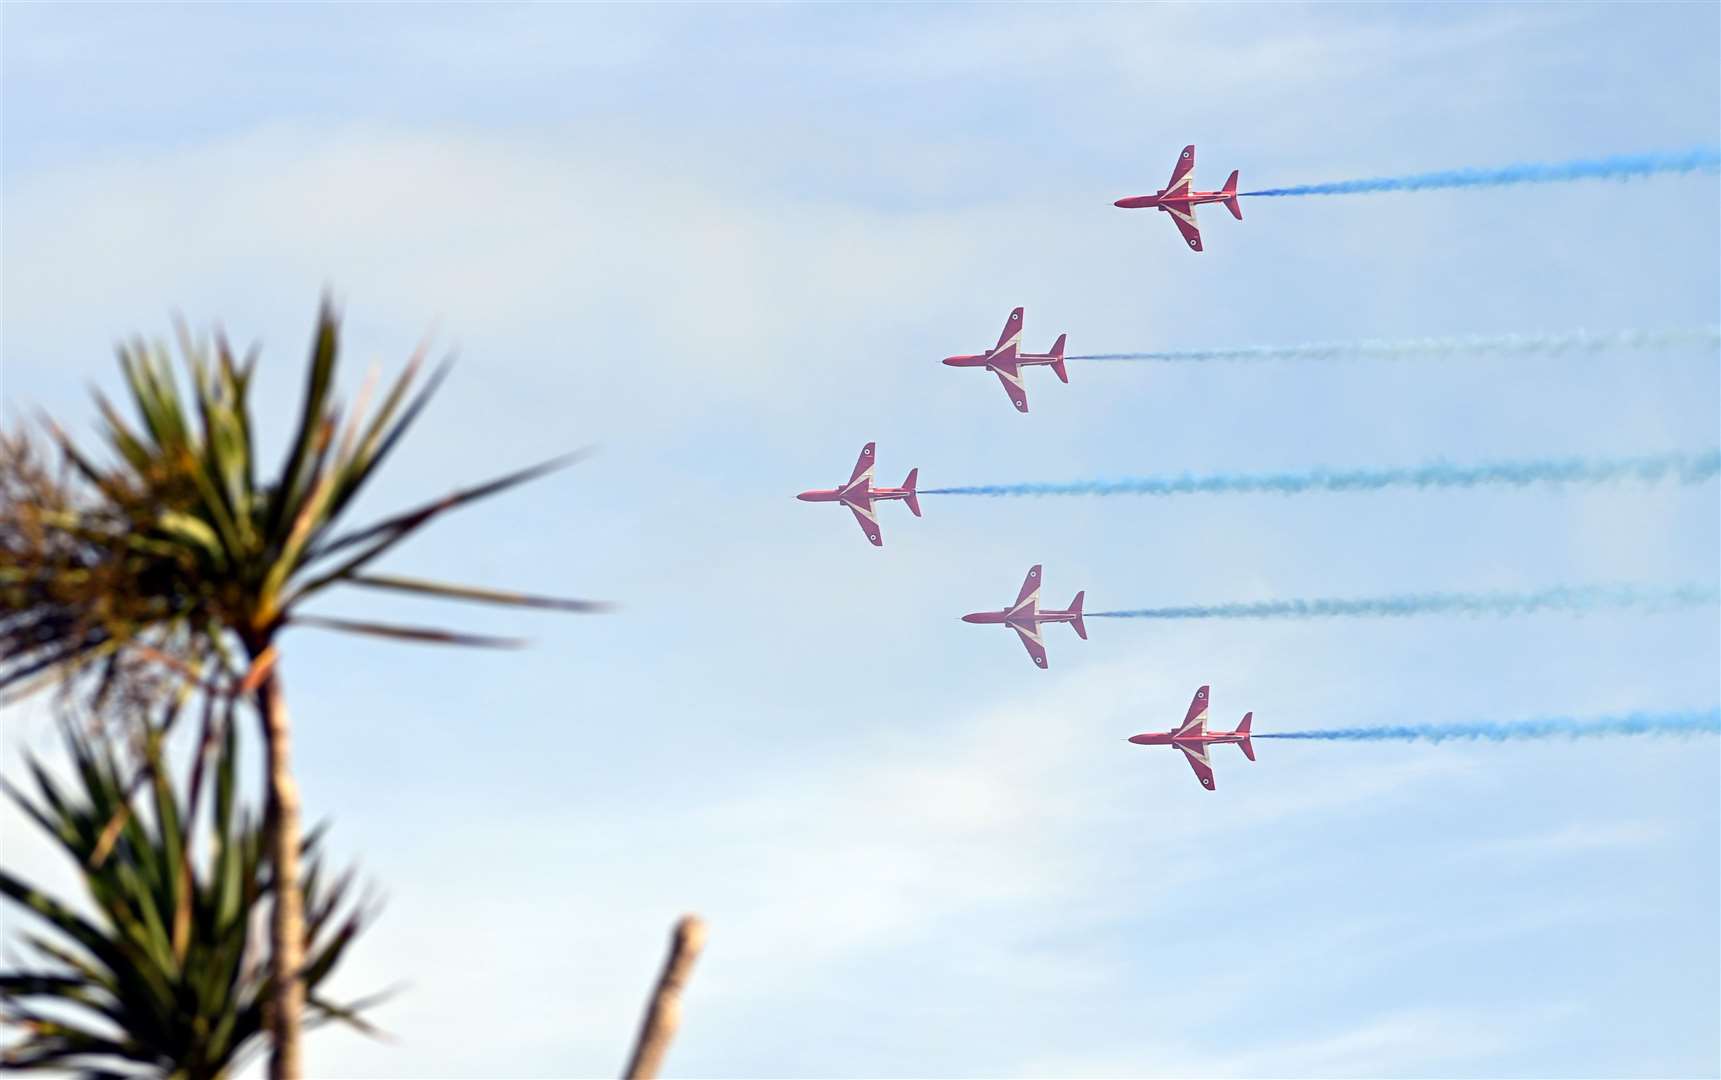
[1462,820,1671,863]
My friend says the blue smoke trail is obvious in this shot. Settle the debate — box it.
[1243,147,1721,197]
[1090,583,1719,621]
[921,451,1721,498]
[1257,710,1720,743]
[1070,327,1721,363]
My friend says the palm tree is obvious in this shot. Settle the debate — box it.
[1,702,375,1076]
[0,298,607,1077]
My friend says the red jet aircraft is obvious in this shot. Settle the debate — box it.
[942,307,1068,413]
[1128,685,1254,790]
[797,442,920,547]
[961,564,1086,668]
[1113,145,1242,252]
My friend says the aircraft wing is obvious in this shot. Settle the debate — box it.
[849,442,877,485]
[1175,685,1210,736]
[1013,564,1043,612]
[994,307,1025,353]
[1165,144,1196,195]
[991,363,1029,413]
[1165,204,1203,252]
[1013,624,1049,669]
[847,502,883,546]
[1178,743,1216,790]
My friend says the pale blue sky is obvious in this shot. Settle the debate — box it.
[3,4,1718,1077]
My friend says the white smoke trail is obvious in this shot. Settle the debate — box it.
[1090,583,1719,621]
[1070,327,1720,363]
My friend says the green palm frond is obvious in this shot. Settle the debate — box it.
[0,295,605,699]
[0,713,375,1076]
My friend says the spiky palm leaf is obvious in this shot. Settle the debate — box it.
[1,710,374,1077]
[1,297,604,698]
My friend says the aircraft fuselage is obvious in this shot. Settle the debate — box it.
[1128,729,1250,747]
[1113,188,1236,211]
[961,607,1081,630]
[942,350,1065,371]
[795,481,915,507]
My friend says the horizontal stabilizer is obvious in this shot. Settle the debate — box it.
[904,468,922,517]
[1238,711,1255,760]
[1050,333,1069,383]
[1223,170,1242,220]
[1069,590,1087,639]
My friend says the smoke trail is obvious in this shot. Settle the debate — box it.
[1243,147,1720,197]
[1090,584,1719,621]
[1258,710,1720,743]
[1070,327,1721,364]
[921,451,1721,498]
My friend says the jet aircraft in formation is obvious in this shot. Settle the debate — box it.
[1114,144,1242,252]
[797,146,1272,790]
[796,442,920,547]
[961,564,1087,669]
[942,307,1068,413]
[1128,685,1255,790]
[939,148,1241,409]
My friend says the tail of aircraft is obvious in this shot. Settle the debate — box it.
[1237,711,1255,760]
[1068,590,1087,639]
[903,468,922,517]
[1222,170,1242,220]
[1049,333,1069,383]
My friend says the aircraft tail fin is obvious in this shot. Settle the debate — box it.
[1069,590,1087,639]
[903,468,922,517]
[1223,170,1242,220]
[1049,333,1069,383]
[1238,711,1255,760]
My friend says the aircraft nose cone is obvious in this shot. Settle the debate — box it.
[1113,198,1130,208]
[961,613,984,623]
[795,491,817,502]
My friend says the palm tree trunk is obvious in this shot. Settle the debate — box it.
[256,661,304,1079]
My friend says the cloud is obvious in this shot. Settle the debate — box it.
[284,651,1481,1076]
[1462,820,1670,861]
[1186,1004,1572,1078]
[1,122,1119,445]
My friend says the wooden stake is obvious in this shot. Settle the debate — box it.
[623,915,707,1080]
